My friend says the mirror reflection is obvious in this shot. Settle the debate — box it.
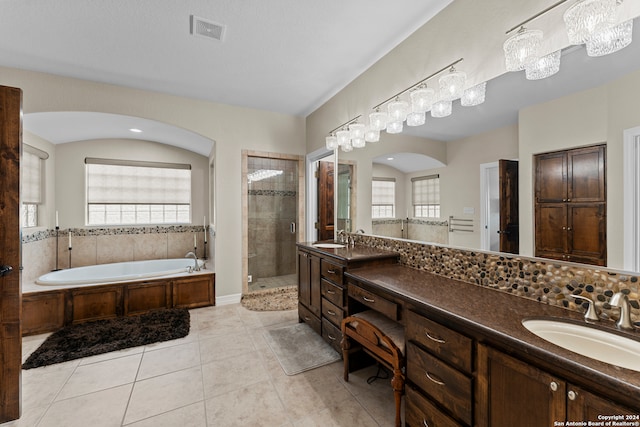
[337,20,640,272]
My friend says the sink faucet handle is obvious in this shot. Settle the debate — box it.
[609,292,635,331]
[567,294,600,322]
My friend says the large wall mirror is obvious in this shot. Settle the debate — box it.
[336,17,640,273]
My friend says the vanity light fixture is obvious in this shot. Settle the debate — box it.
[585,18,633,56]
[461,82,487,106]
[525,50,561,80]
[431,100,452,118]
[387,97,410,122]
[563,0,617,45]
[410,84,436,113]
[368,108,388,131]
[364,127,380,143]
[503,27,544,72]
[438,66,467,101]
[386,121,404,134]
[336,129,351,147]
[325,134,338,150]
[406,111,426,127]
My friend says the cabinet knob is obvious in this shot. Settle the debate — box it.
[562,226,566,230]
[563,199,567,202]
[568,390,578,401]
[567,227,572,231]
[567,198,571,202]
[550,381,559,392]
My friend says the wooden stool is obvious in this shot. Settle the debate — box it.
[341,310,405,427]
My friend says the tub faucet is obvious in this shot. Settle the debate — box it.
[185,251,200,272]
[609,292,636,331]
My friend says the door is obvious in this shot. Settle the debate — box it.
[498,160,519,254]
[536,151,567,203]
[0,85,22,422]
[317,159,334,241]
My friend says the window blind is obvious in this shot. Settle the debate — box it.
[85,158,191,205]
[372,178,395,206]
[412,174,440,205]
[22,144,48,204]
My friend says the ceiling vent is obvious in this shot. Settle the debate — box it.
[190,15,225,42]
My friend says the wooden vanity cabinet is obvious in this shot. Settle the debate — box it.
[476,344,637,427]
[535,145,606,266]
[298,250,322,333]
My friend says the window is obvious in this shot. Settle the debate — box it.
[21,144,48,228]
[371,178,395,218]
[412,174,440,218]
[86,158,191,225]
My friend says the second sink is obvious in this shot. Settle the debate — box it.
[522,318,640,372]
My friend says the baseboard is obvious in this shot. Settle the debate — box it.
[216,293,242,306]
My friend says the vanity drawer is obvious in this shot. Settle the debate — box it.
[406,310,473,373]
[298,302,321,335]
[321,279,344,307]
[321,297,344,328]
[406,386,463,427]
[320,259,344,285]
[322,317,343,354]
[407,342,472,426]
[348,283,398,321]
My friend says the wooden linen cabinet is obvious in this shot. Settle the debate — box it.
[534,144,606,266]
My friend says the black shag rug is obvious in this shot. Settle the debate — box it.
[22,308,190,370]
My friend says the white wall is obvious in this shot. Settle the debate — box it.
[2,66,305,298]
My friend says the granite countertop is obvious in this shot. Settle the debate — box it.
[296,241,399,263]
[344,264,640,410]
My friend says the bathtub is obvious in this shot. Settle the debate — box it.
[36,258,205,286]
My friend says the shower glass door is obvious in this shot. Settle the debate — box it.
[247,156,298,292]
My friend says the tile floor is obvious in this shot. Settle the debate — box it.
[3,304,399,427]
[249,274,297,292]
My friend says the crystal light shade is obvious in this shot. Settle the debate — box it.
[410,86,436,113]
[336,130,350,147]
[461,82,487,106]
[369,110,388,131]
[364,128,380,142]
[525,50,561,80]
[586,19,633,57]
[439,69,467,101]
[431,100,452,118]
[563,0,617,45]
[386,121,403,134]
[341,141,353,152]
[348,123,366,140]
[388,99,409,122]
[351,138,366,148]
[503,27,544,71]
[325,135,338,150]
[406,112,426,127]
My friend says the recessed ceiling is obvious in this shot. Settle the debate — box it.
[373,152,445,173]
[0,0,452,117]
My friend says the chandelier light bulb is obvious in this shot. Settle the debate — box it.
[386,121,403,134]
[503,27,544,72]
[586,19,633,57]
[563,0,617,45]
[525,50,561,80]
[369,109,388,131]
[387,98,409,122]
[431,100,452,118]
[410,85,436,113]
[336,130,350,147]
[461,82,487,106]
[406,112,426,127]
[439,68,467,101]
[325,134,338,150]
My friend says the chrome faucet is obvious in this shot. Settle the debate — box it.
[337,229,345,243]
[609,292,636,331]
[185,251,200,272]
[567,294,600,322]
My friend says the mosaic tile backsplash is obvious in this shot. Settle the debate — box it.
[351,234,639,324]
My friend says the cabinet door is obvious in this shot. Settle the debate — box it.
[567,204,606,265]
[476,345,566,427]
[535,204,567,259]
[567,145,605,203]
[536,151,567,203]
[298,251,311,309]
[567,384,638,423]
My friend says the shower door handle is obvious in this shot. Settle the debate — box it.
[290,222,296,234]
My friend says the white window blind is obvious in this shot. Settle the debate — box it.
[412,174,440,218]
[372,178,395,218]
[85,158,191,225]
[22,145,47,204]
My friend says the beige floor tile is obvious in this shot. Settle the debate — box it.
[38,384,132,427]
[144,330,200,351]
[204,380,289,427]
[202,350,269,399]
[56,353,142,400]
[0,405,47,427]
[199,331,255,364]
[137,341,201,380]
[79,345,145,366]
[123,366,204,425]
[21,362,78,410]
[123,402,207,427]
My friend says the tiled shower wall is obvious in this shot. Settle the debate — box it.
[21,226,212,284]
[352,234,640,323]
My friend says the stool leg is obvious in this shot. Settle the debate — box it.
[341,336,350,382]
[391,368,404,427]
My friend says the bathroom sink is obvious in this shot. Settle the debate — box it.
[522,319,640,372]
[312,243,346,249]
